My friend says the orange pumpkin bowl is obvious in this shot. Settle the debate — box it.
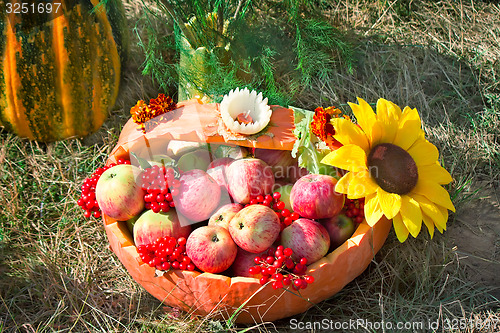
[102,100,393,323]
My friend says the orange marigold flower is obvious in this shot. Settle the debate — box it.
[149,94,176,115]
[311,106,342,142]
[130,94,177,133]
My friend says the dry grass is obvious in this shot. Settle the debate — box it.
[1,0,499,332]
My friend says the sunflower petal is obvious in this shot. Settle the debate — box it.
[418,163,453,185]
[407,139,440,167]
[364,192,384,227]
[436,205,449,231]
[377,188,402,219]
[435,222,444,234]
[349,98,384,146]
[421,213,435,238]
[347,169,379,199]
[412,179,456,212]
[392,106,423,150]
[376,99,400,144]
[410,193,447,231]
[331,118,370,153]
[400,195,422,238]
[321,144,367,172]
[335,172,353,194]
[393,213,409,242]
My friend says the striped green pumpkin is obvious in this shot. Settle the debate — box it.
[0,0,128,142]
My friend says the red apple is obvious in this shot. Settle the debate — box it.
[208,203,243,229]
[226,158,275,204]
[287,164,309,183]
[230,248,267,277]
[186,225,237,273]
[133,209,191,247]
[228,205,280,253]
[206,157,234,189]
[320,214,356,250]
[290,174,345,219]
[95,164,145,221]
[174,169,221,224]
[280,218,330,264]
[254,148,296,178]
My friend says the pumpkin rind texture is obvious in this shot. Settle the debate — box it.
[0,0,127,142]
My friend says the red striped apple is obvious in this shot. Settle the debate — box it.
[95,164,145,221]
[208,203,243,229]
[133,209,191,247]
[186,225,237,273]
[280,218,330,264]
[206,157,234,190]
[230,247,268,277]
[228,205,280,253]
[174,169,221,224]
[226,158,275,204]
[320,214,356,250]
[290,174,344,219]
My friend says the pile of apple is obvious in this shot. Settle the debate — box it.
[80,141,364,290]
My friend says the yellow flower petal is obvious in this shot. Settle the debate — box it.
[393,213,409,242]
[349,98,383,146]
[321,144,367,172]
[392,106,423,150]
[436,205,449,231]
[376,98,401,144]
[435,221,444,234]
[421,213,435,238]
[347,169,379,199]
[377,188,402,219]
[335,172,353,194]
[331,118,370,153]
[400,195,422,238]
[412,179,455,212]
[407,139,439,167]
[364,192,384,227]
[410,193,447,231]
[418,163,453,185]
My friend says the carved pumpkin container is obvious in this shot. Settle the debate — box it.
[102,99,392,323]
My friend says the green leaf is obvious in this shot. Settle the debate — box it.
[290,106,314,159]
[289,106,339,176]
[130,152,152,170]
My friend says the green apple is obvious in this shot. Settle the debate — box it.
[274,184,293,211]
[147,154,174,168]
[166,140,206,158]
[177,149,211,171]
[214,144,249,159]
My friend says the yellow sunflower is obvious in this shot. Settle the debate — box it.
[321,98,455,242]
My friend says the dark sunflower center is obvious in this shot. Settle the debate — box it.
[367,143,418,195]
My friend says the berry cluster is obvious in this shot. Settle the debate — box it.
[249,246,314,290]
[344,197,365,224]
[77,159,131,219]
[137,236,195,271]
[246,192,300,230]
[139,165,181,213]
